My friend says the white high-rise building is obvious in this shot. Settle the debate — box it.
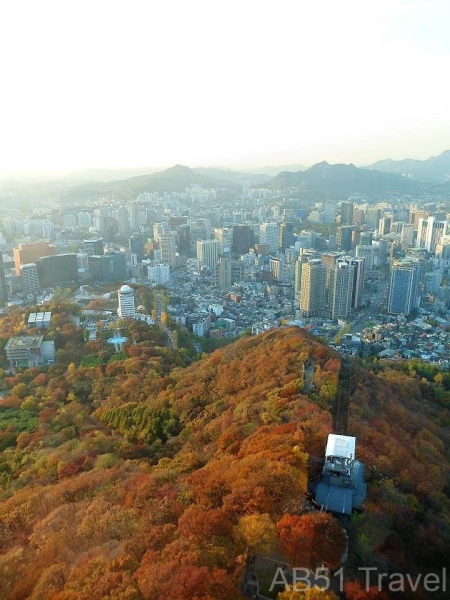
[416,217,448,253]
[355,245,375,271]
[20,263,40,295]
[77,211,92,229]
[157,232,177,267]
[148,264,170,285]
[197,240,219,269]
[118,284,136,319]
[214,228,233,254]
[401,224,415,245]
[259,222,279,254]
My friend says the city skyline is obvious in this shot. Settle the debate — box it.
[1,0,449,175]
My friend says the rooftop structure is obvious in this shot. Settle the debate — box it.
[4,335,55,368]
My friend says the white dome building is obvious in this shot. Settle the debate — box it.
[117,284,136,319]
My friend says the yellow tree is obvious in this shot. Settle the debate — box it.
[233,513,279,554]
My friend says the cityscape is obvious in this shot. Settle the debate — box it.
[1,160,450,366]
[1,1,450,598]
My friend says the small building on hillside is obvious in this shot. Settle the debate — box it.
[315,434,367,515]
[4,335,55,369]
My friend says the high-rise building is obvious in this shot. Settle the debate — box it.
[14,241,56,276]
[321,251,344,290]
[218,256,232,289]
[340,201,354,226]
[416,217,448,253]
[36,254,79,287]
[83,238,104,256]
[129,235,145,262]
[214,228,233,254]
[340,256,365,308]
[259,222,279,254]
[365,208,381,229]
[300,259,327,317]
[401,224,415,246]
[77,211,92,229]
[336,226,353,251]
[387,260,420,316]
[156,232,177,267]
[178,225,191,255]
[328,260,355,319]
[128,203,140,231]
[190,218,211,244]
[88,252,127,283]
[356,245,375,271]
[117,207,130,236]
[378,216,392,236]
[279,222,294,251]
[377,239,389,266]
[147,264,170,285]
[232,225,252,254]
[197,240,219,269]
[118,284,136,319]
[0,252,8,303]
[20,263,40,295]
[323,202,336,224]
[359,231,373,245]
[270,257,284,282]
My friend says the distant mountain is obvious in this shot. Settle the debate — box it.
[193,167,272,186]
[62,164,241,200]
[366,149,450,182]
[266,160,443,196]
[253,163,308,177]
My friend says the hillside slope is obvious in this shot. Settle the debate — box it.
[0,326,449,599]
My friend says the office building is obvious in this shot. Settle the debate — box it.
[0,252,7,303]
[117,206,130,236]
[340,256,365,308]
[218,256,232,289]
[378,216,392,236]
[401,224,415,246]
[232,225,252,254]
[129,235,145,262]
[214,228,233,254]
[77,211,92,229]
[178,225,191,255]
[36,254,79,287]
[20,263,40,295]
[336,226,353,251]
[148,264,170,285]
[83,238,104,256]
[259,222,279,254]
[356,245,375,271]
[197,240,219,269]
[14,241,56,276]
[118,284,136,319]
[387,260,420,316]
[156,232,177,267]
[340,201,354,226]
[416,217,448,253]
[279,222,294,251]
[88,252,127,283]
[270,257,284,282]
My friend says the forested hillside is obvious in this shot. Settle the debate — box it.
[0,307,449,599]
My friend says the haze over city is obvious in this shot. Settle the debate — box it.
[1,0,450,176]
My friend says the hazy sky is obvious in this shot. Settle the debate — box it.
[1,0,449,174]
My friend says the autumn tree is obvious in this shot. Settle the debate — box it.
[277,512,347,570]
